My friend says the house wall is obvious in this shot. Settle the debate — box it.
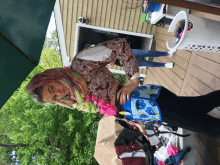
[59,0,156,74]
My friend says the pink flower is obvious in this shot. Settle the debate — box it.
[63,66,69,69]
[86,95,118,116]
[158,161,165,165]
[85,94,91,101]
[91,95,97,101]
[98,107,106,115]
[92,95,98,105]
[106,107,117,116]
[98,100,109,108]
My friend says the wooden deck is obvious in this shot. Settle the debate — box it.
[144,11,220,165]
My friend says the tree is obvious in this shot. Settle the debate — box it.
[0,30,126,165]
[0,29,103,165]
[43,30,60,55]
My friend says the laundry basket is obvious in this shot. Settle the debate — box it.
[166,11,220,52]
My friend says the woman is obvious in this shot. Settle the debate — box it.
[27,38,220,139]
[27,38,139,114]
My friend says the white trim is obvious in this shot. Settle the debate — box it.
[74,24,80,58]
[54,0,71,67]
[148,37,153,51]
[119,149,146,158]
[73,23,154,58]
[109,69,146,78]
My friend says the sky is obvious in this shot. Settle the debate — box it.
[46,11,56,37]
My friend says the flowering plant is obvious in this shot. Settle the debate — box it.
[85,94,117,116]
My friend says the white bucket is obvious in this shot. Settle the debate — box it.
[166,11,220,52]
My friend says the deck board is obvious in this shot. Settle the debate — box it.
[187,74,214,95]
[155,26,173,36]
[147,69,160,85]
[145,73,154,84]
[144,77,151,85]
[195,136,220,165]
[153,58,183,88]
[146,23,152,34]
[154,32,173,41]
[185,83,200,96]
[150,25,157,35]
[176,50,192,62]
[147,68,174,92]
[194,51,220,65]
[151,67,180,95]
[190,65,220,90]
[193,54,220,78]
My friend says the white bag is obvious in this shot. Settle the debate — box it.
[154,125,179,161]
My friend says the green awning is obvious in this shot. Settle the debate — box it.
[0,0,56,108]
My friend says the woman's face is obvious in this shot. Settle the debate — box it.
[41,81,70,103]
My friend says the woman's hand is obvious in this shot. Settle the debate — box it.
[117,77,138,104]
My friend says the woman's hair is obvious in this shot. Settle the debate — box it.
[29,85,77,107]
[29,85,45,105]
[26,68,88,108]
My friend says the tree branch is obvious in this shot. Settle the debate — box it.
[0,133,8,136]
[0,143,29,148]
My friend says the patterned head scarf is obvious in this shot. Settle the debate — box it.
[26,68,88,108]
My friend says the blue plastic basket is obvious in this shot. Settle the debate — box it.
[147,2,161,13]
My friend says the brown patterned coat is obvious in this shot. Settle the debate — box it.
[70,38,139,103]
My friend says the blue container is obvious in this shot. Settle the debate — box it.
[147,2,161,13]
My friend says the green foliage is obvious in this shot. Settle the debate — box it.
[112,73,129,84]
[43,30,60,55]
[0,30,103,164]
[40,48,62,69]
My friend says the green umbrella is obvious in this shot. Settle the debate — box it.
[0,0,56,108]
